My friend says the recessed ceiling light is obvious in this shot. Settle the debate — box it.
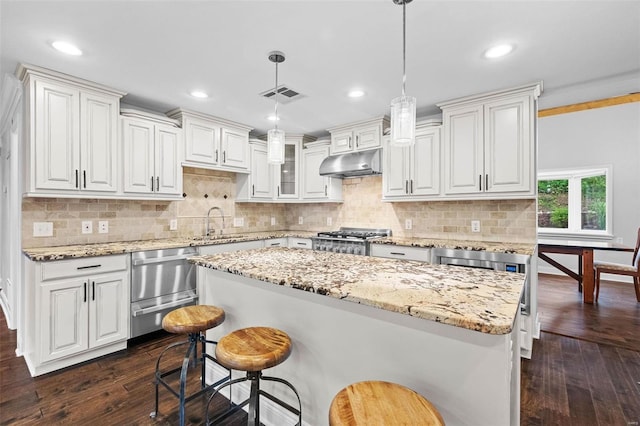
[190,91,209,98]
[51,41,82,56]
[267,115,280,121]
[348,89,365,98]
[484,44,514,59]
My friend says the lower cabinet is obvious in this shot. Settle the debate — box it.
[23,254,129,376]
[370,244,431,262]
[288,237,312,249]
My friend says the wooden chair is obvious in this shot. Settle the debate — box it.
[594,228,640,302]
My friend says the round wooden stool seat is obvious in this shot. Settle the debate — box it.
[215,326,292,372]
[329,381,445,426]
[161,305,225,334]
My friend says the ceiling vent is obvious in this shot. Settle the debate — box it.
[260,85,304,104]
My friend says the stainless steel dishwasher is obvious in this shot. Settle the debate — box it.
[130,247,198,338]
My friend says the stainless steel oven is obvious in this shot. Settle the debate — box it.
[432,248,531,315]
[130,247,198,338]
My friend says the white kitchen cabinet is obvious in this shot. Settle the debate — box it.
[288,237,312,249]
[18,64,125,197]
[327,116,389,154]
[370,244,431,262]
[439,83,541,198]
[275,136,302,199]
[23,254,129,376]
[121,116,183,199]
[301,140,343,201]
[383,124,441,200]
[168,109,252,173]
[237,139,274,201]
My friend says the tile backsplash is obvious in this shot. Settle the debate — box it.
[22,169,535,248]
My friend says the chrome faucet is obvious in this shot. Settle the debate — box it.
[205,206,225,237]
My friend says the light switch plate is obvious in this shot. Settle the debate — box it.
[298,216,303,225]
[405,219,412,230]
[271,217,276,226]
[82,221,93,234]
[98,220,108,234]
[169,219,178,231]
[326,217,332,226]
[234,217,244,227]
[33,222,53,237]
[471,220,481,233]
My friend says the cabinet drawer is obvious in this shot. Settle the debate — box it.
[288,238,312,249]
[265,238,287,247]
[370,245,431,262]
[41,255,128,281]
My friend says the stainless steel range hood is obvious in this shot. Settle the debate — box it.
[318,148,382,178]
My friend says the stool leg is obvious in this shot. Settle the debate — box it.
[151,339,190,419]
[179,338,197,426]
[262,375,303,426]
[247,371,261,426]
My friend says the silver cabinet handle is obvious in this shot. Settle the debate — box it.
[83,282,87,303]
[479,174,482,191]
[156,176,160,191]
[390,252,406,256]
[83,170,87,188]
[356,135,359,147]
[252,184,255,196]
[75,169,79,188]
[215,149,219,162]
[485,174,489,191]
[405,180,409,194]
[77,264,101,270]
[92,281,95,301]
[325,185,327,196]
[410,180,414,194]
[223,151,226,163]
[132,254,195,266]
[151,176,155,192]
[348,136,352,149]
[132,296,199,317]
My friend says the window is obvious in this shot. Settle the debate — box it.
[537,166,611,236]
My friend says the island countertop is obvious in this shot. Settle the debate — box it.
[372,236,535,255]
[190,247,524,335]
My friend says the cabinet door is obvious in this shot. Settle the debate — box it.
[185,120,220,165]
[89,272,128,348]
[220,127,248,170]
[122,118,154,193]
[34,79,80,191]
[155,125,182,195]
[302,146,330,198]
[250,144,274,199]
[484,96,531,193]
[277,141,299,199]
[40,279,88,362]
[383,141,410,197]
[354,124,381,151]
[80,92,118,192]
[443,105,484,194]
[411,128,440,196]
[331,130,353,154]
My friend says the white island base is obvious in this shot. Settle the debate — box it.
[198,267,520,426]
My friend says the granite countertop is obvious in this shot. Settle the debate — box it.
[372,237,535,256]
[190,247,524,335]
[22,231,316,261]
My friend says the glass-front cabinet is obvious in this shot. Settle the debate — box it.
[277,141,299,198]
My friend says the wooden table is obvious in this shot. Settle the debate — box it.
[538,239,634,303]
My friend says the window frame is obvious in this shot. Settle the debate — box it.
[537,165,613,239]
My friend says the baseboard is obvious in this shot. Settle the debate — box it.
[0,291,15,330]
[206,363,307,426]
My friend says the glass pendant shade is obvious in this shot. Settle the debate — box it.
[389,94,416,147]
[267,128,285,164]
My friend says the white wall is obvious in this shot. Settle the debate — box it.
[538,91,640,280]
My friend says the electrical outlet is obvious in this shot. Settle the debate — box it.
[98,220,109,234]
[233,217,244,227]
[298,216,303,225]
[82,221,93,234]
[326,217,332,226]
[33,222,53,237]
[271,217,276,226]
[405,219,412,230]
[471,220,481,233]
[169,219,178,231]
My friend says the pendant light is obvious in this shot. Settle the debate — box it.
[267,51,286,164]
[389,0,416,147]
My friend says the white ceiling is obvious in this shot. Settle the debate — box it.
[1,0,639,137]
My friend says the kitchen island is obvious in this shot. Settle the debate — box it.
[191,247,523,426]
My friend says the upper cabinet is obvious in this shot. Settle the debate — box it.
[383,122,441,200]
[439,83,542,198]
[302,140,343,201]
[120,110,183,199]
[237,139,274,200]
[167,109,252,173]
[327,116,389,155]
[18,64,125,197]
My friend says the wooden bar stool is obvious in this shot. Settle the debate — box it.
[206,326,302,425]
[150,305,230,426]
[329,380,445,426]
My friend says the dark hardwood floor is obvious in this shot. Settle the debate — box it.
[1,274,639,425]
